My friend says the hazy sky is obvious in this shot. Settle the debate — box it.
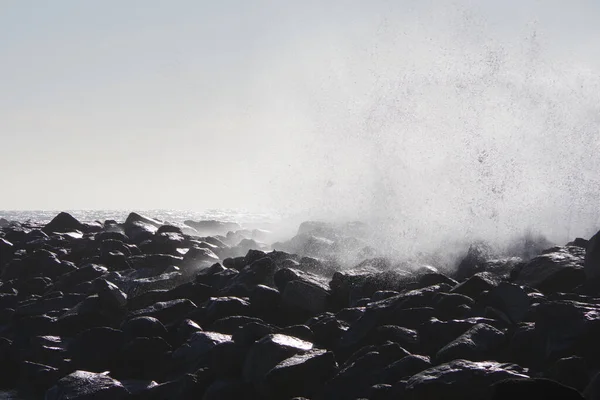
[2,0,600,223]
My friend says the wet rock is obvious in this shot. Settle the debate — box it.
[42,212,84,235]
[115,336,172,380]
[586,229,600,281]
[490,377,585,400]
[379,354,431,384]
[94,279,127,309]
[203,379,257,400]
[455,241,496,281]
[451,272,499,299]
[184,220,240,236]
[174,319,203,346]
[70,327,125,372]
[121,316,168,341]
[127,299,197,326]
[124,213,162,243]
[232,321,277,346]
[203,296,251,325]
[403,359,529,399]
[56,295,124,335]
[436,323,506,363]
[243,334,313,384]
[514,246,585,292]
[417,272,458,288]
[53,264,108,292]
[210,315,265,335]
[19,361,62,397]
[45,370,129,400]
[171,331,232,374]
[210,341,247,378]
[546,356,589,392]
[249,284,281,317]
[261,349,338,399]
[282,279,331,315]
[484,282,531,324]
[139,372,211,400]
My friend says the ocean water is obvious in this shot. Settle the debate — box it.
[0,209,278,226]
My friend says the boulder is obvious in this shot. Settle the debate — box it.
[42,212,84,234]
[403,359,529,399]
[514,246,585,293]
[585,229,600,280]
[436,323,506,363]
[45,370,129,400]
[171,331,232,374]
[282,280,330,315]
[261,349,338,399]
[243,334,313,384]
[484,282,531,324]
[490,377,585,400]
[126,299,197,326]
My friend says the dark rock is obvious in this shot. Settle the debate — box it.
[419,317,506,357]
[280,325,314,342]
[174,319,203,346]
[232,322,277,346]
[418,272,458,288]
[121,316,168,341]
[243,334,313,384]
[436,323,506,363]
[261,349,338,399]
[171,331,232,374]
[282,279,331,314]
[379,354,431,384]
[455,241,496,280]
[56,295,124,335]
[42,212,84,234]
[210,341,247,378]
[203,379,257,400]
[94,279,128,309]
[124,213,162,243]
[484,282,531,324]
[490,377,585,400]
[371,325,418,350]
[249,284,281,316]
[546,356,589,392]
[19,361,62,397]
[403,359,529,399]
[45,370,129,400]
[53,264,108,292]
[586,229,600,280]
[71,327,125,372]
[451,272,499,299]
[585,371,600,400]
[203,296,251,325]
[184,220,240,236]
[139,372,211,400]
[115,336,172,380]
[210,316,265,335]
[127,299,196,326]
[514,246,585,292]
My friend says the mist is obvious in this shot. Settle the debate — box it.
[245,1,600,256]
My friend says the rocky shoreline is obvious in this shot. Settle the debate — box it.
[0,211,599,399]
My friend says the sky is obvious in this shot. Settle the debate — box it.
[1,0,600,245]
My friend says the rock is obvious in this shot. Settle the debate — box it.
[42,212,84,235]
[115,336,172,380]
[94,279,128,309]
[418,272,458,288]
[0,238,14,266]
[546,356,589,392]
[261,349,338,399]
[127,299,197,326]
[403,359,529,399]
[203,379,257,400]
[586,229,600,281]
[249,285,281,317]
[514,246,585,292]
[455,241,496,280]
[585,371,600,400]
[124,213,162,243]
[53,264,108,292]
[121,316,168,341]
[171,331,232,374]
[210,316,265,335]
[174,319,203,346]
[139,372,211,400]
[379,354,432,384]
[45,370,129,400]
[183,247,220,266]
[243,334,313,384]
[282,280,331,315]
[203,296,251,325]
[419,317,506,357]
[232,321,277,346]
[56,295,124,336]
[184,220,241,236]
[436,323,506,363]
[480,284,528,324]
[70,327,125,372]
[490,377,585,400]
